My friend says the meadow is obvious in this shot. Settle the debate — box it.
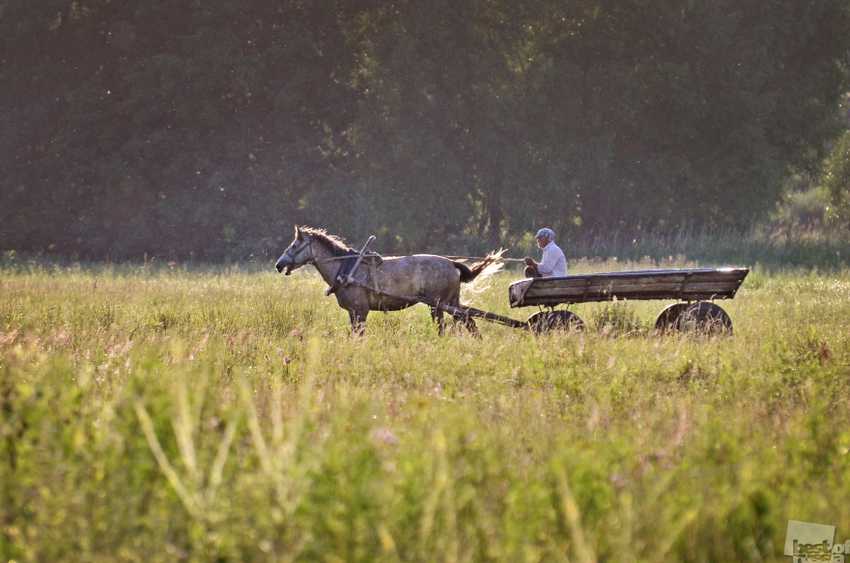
[1,258,849,562]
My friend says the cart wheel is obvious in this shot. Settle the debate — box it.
[654,303,691,333]
[675,302,733,335]
[527,310,585,334]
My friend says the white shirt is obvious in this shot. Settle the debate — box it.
[538,241,567,277]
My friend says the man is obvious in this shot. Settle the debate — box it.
[524,227,567,278]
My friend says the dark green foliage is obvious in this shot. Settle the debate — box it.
[2,0,849,259]
[823,130,850,227]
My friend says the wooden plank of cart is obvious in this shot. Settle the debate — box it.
[505,267,750,333]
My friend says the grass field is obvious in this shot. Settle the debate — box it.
[1,259,849,562]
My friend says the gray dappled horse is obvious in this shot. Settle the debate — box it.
[275,226,501,334]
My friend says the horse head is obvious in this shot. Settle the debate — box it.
[275,226,314,275]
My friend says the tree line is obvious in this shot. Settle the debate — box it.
[2,0,849,259]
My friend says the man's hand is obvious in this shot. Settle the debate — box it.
[524,257,536,266]
[523,259,539,278]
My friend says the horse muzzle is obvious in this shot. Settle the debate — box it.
[275,257,294,275]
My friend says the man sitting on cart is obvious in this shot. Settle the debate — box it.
[524,227,567,278]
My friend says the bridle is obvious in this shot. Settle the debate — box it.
[284,237,315,266]
[281,235,366,282]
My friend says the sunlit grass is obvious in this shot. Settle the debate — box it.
[1,260,849,562]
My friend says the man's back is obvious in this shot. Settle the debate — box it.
[539,241,567,277]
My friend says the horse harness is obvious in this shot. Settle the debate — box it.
[314,236,386,298]
[285,236,375,288]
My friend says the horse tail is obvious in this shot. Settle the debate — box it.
[453,249,506,283]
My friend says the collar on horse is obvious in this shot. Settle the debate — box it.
[323,235,379,295]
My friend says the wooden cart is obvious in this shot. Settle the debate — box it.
[505,267,750,333]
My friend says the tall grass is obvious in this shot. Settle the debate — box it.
[1,261,849,561]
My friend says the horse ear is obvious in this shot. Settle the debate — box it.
[294,225,302,240]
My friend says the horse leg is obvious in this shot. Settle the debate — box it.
[445,293,480,337]
[348,308,368,336]
[463,315,480,337]
[430,305,446,336]
[447,310,479,337]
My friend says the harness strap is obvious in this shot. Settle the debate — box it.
[286,238,314,265]
[325,236,375,296]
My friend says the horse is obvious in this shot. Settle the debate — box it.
[274,226,502,334]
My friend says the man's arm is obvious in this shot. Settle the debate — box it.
[536,246,555,275]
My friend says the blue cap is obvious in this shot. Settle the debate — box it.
[535,227,555,240]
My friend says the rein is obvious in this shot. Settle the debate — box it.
[317,255,375,263]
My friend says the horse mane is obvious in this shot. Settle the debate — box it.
[299,226,354,256]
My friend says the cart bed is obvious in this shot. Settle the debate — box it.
[509,268,749,308]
